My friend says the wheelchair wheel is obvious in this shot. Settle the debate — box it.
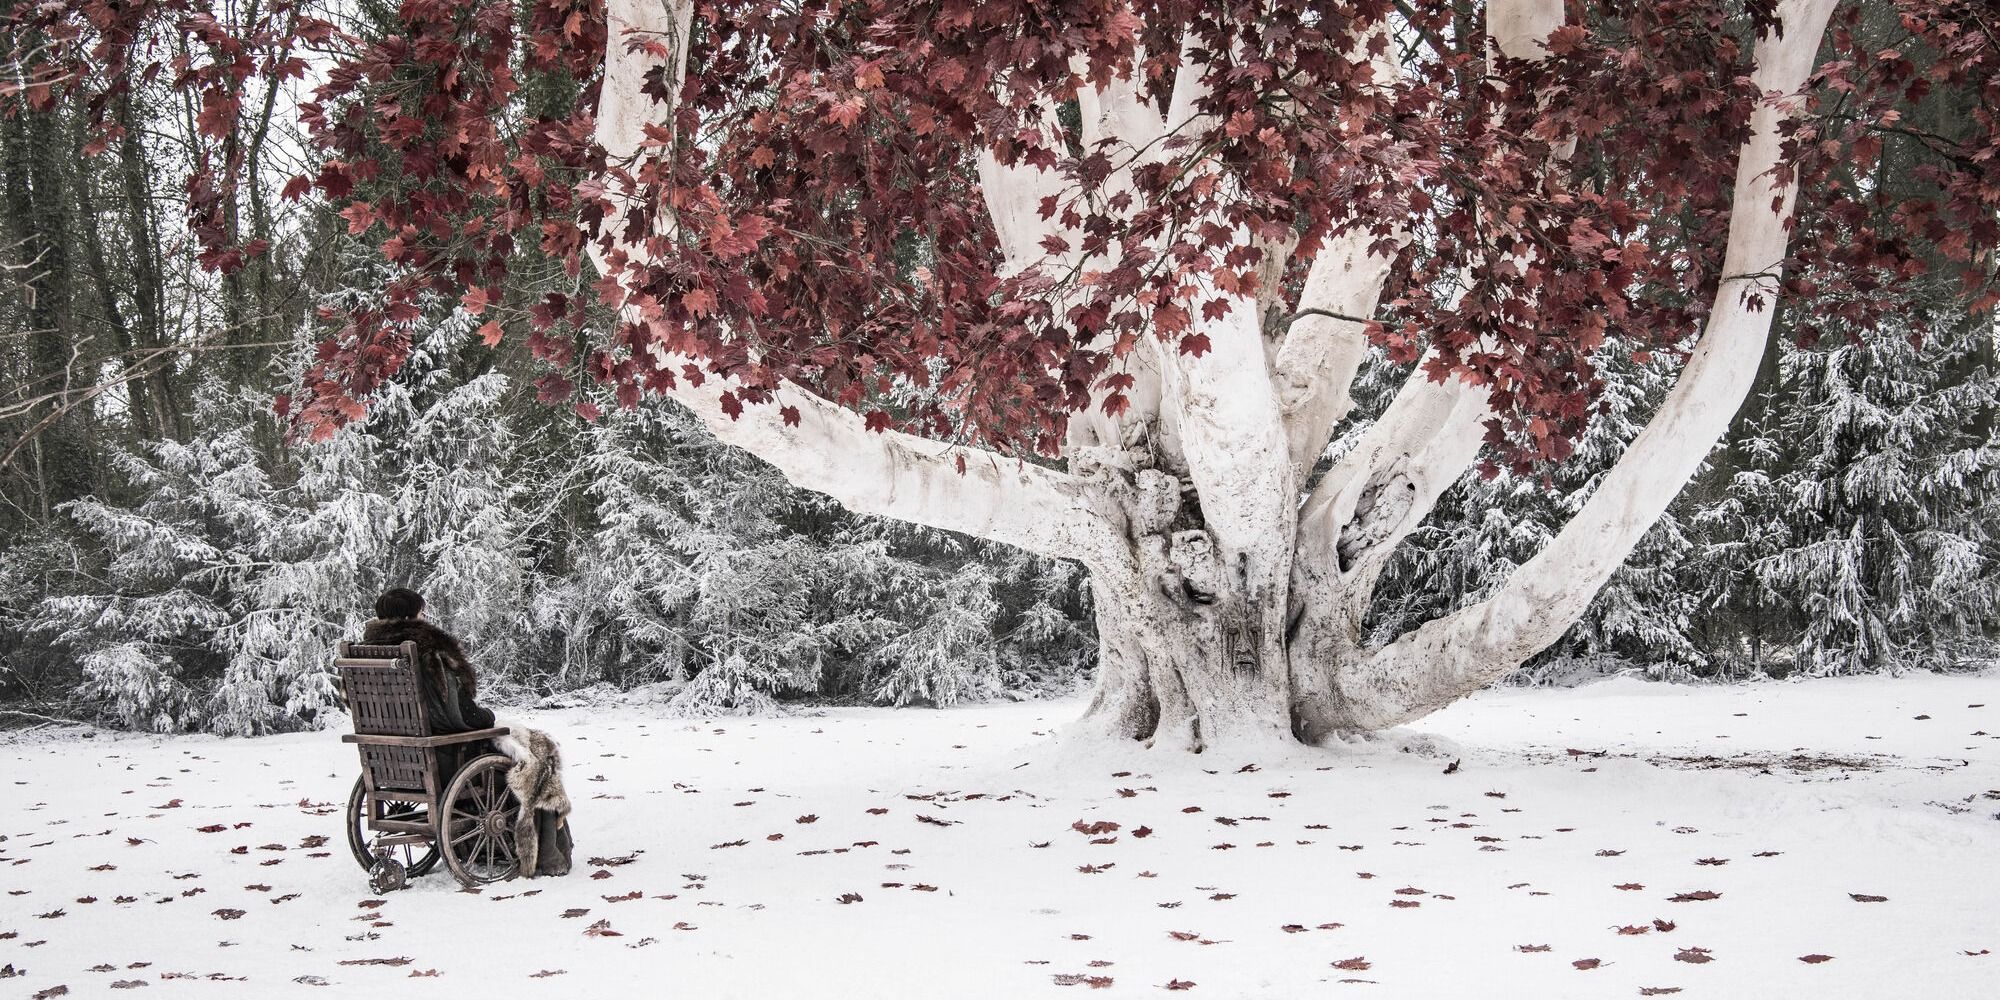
[345,776,441,877]
[440,754,521,887]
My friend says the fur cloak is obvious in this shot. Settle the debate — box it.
[494,722,574,877]
[358,616,496,734]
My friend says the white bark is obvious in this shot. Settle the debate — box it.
[1271,23,1407,473]
[671,380,1118,565]
[1343,0,1841,729]
[1274,235,1394,471]
[1487,0,1567,60]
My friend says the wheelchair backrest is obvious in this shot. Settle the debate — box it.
[335,640,432,737]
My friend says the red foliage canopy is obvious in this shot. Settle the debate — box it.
[6,0,1995,468]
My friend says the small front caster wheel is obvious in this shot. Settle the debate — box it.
[368,851,409,894]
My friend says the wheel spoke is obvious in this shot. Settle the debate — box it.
[449,822,481,847]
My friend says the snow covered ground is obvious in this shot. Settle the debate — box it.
[3,673,1997,999]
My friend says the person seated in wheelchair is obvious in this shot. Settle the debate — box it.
[360,587,495,737]
[357,587,574,879]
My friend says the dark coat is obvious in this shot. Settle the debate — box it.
[359,617,497,734]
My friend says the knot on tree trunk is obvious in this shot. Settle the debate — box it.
[1337,471,1417,571]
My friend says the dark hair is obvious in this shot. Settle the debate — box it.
[374,587,425,621]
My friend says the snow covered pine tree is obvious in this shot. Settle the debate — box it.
[15,0,1996,749]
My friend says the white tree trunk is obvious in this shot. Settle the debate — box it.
[592,0,1841,748]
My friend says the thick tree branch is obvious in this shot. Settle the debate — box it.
[1291,0,1570,589]
[1271,20,1406,474]
[1273,233,1398,471]
[1056,41,1179,457]
[663,377,1118,564]
[1296,362,1489,587]
[1148,36,1298,593]
[975,99,1079,275]
[1345,0,1842,729]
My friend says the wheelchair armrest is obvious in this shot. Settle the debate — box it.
[341,726,510,748]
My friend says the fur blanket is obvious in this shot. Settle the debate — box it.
[493,721,573,877]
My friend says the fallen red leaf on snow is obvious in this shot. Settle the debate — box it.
[1050,973,1114,988]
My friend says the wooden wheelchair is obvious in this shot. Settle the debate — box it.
[336,641,520,892]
